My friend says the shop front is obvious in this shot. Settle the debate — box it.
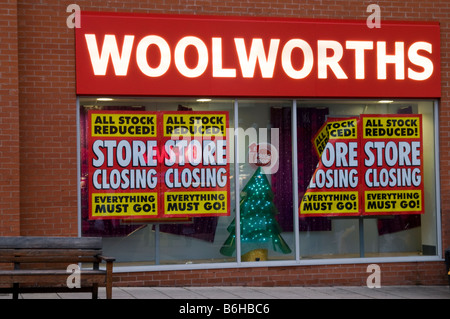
[73,11,445,286]
[3,1,449,287]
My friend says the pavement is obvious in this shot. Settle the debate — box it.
[0,285,449,299]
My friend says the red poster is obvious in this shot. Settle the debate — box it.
[300,114,424,217]
[87,111,160,220]
[87,110,230,220]
[160,111,230,218]
[301,117,361,217]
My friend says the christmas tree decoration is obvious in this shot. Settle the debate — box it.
[220,167,291,260]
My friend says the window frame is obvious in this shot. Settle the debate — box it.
[76,97,443,273]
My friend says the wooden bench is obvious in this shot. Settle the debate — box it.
[0,236,115,299]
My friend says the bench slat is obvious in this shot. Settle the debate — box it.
[0,248,103,263]
[0,256,100,263]
[0,249,102,257]
[0,287,95,294]
[0,269,107,275]
[0,269,107,285]
[0,237,102,249]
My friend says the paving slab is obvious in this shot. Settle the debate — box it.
[309,287,370,299]
[57,292,93,299]
[252,287,311,299]
[338,286,399,299]
[376,286,449,299]
[152,287,206,299]
[119,287,176,299]
[0,285,448,299]
[20,293,62,299]
[184,287,242,299]
[216,287,276,299]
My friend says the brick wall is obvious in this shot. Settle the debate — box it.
[17,1,78,236]
[1,0,448,285]
[0,0,20,236]
[114,262,447,287]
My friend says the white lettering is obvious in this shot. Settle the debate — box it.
[377,41,405,80]
[408,42,433,81]
[235,38,280,78]
[346,41,374,79]
[92,140,105,167]
[85,34,134,76]
[317,40,348,79]
[136,35,171,77]
[212,37,237,78]
[83,33,434,83]
[281,39,314,79]
[175,36,208,78]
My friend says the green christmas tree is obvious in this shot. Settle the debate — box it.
[220,167,291,259]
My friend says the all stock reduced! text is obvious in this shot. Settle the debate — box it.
[91,113,157,137]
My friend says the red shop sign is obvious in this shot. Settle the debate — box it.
[75,12,441,98]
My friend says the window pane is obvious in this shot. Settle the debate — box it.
[297,100,437,259]
[235,99,295,262]
[79,97,439,268]
[80,97,236,266]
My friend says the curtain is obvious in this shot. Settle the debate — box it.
[157,105,218,242]
[377,106,421,235]
[80,106,142,237]
[271,106,331,232]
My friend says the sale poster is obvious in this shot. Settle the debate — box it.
[302,117,360,217]
[87,110,230,220]
[160,112,229,218]
[300,114,424,217]
[361,114,423,216]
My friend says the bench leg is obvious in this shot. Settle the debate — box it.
[106,284,112,299]
[13,283,19,299]
[92,283,98,299]
[106,261,113,299]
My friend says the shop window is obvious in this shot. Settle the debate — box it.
[222,100,295,262]
[79,97,439,270]
[80,98,236,265]
[296,100,437,259]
